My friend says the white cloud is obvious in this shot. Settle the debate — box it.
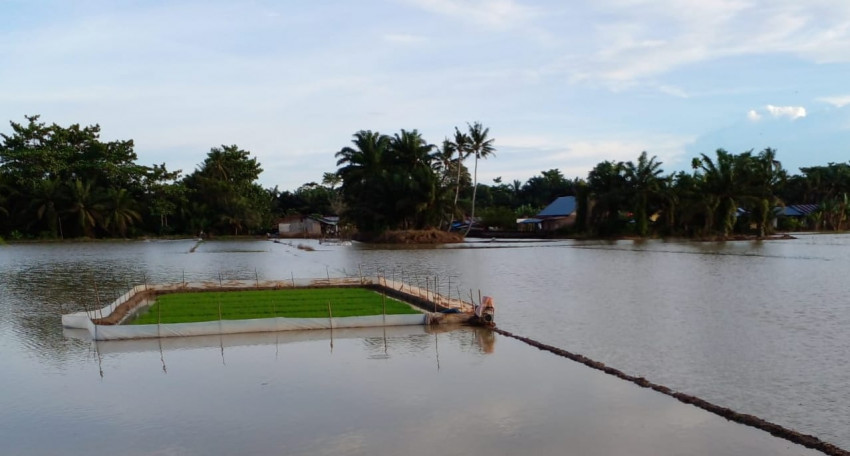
[765,105,807,120]
[817,95,850,108]
[746,105,807,121]
[565,0,850,86]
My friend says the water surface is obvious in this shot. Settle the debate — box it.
[1,235,847,452]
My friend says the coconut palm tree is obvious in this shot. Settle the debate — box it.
[65,179,104,238]
[28,178,65,239]
[102,187,142,238]
[694,149,742,237]
[746,148,785,237]
[335,130,392,233]
[449,128,471,223]
[624,151,664,236]
[463,122,495,236]
[587,160,628,234]
[388,129,438,228]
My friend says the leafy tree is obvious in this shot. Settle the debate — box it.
[519,169,573,208]
[181,145,269,236]
[142,163,183,234]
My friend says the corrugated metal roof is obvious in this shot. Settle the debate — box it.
[537,196,576,217]
[780,204,819,216]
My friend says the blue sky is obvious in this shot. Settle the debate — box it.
[2,0,849,190]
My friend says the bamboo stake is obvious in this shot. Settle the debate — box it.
[327,299,334,353]
[217,273,223,322]
[92,279,103,321]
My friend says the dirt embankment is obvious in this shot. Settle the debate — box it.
[360,229,464,244]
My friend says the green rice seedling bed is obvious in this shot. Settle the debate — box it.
[129,287,420,324]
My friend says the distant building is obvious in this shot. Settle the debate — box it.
[536,196,577,231]
[277,215,339,237]
[774,204,819,228]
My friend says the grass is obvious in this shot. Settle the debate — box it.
[129,287,421,324]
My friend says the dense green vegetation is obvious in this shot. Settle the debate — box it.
[3,114,850,240]
[130,288,420,324]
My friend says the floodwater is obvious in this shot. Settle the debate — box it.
[1,235,848,454]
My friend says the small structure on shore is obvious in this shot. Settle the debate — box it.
[61,276,494,340]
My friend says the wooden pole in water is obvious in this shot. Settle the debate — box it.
[326,266,331,286]
[469,289,475,308]
[432,278,437,313]
[358,264,363,285]
[182,270,186,288]
[328,300,334,351]
[255,268,259,288]
[291,271,295,288]
[217,273,223,321]
[478,289,482,308]
[81,294,91,320]
[92,278,103,321]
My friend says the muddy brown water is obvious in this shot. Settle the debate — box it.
[1,235,848,454]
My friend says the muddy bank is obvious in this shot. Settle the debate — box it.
[493,328,849,456]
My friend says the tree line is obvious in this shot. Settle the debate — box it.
[2,115,850,241]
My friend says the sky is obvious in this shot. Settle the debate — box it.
[2,0,850,190]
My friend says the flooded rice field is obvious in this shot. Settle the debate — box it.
[1,234,848,454]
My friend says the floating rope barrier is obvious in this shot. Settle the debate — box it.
[493,327,849,456]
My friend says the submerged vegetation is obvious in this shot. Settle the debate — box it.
[130,288,420,324]
[3,115,850,241]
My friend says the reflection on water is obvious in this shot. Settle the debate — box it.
[0,325,823,456]
[1,235,849,451]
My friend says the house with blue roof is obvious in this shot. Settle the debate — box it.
[535,196,577,231]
